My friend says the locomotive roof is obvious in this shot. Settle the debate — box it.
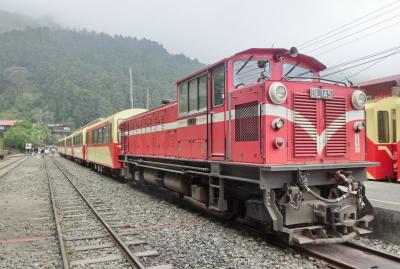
[176,48,326,84]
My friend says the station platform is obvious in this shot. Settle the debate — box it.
[365,181,400,211]
[364,181,400,244]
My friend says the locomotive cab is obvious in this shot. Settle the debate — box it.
[119,48,376,245]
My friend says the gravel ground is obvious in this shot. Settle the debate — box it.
[0,156,61,269]
[353,237,400,256]
[1,155,398,269]
[56,157,326,269]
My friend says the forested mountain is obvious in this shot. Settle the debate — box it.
[0,10,59,33]
[0,18,203,129]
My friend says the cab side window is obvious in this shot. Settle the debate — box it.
[378,111,389,143]
[179,83,188,114]
[179,74,208,115]
[212,65,225,107]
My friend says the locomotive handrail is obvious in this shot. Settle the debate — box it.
[284,76,348,86]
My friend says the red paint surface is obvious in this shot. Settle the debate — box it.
[366,138,395,180]
[0,236,42,244]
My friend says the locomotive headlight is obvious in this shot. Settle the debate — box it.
[269,82,287,104]
[354,121,365,132]
[272,118,284,130]
[351,90,367,110]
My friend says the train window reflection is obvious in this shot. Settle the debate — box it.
[282,63,312,80]
[212,65,225,106]
[378,111,389,143]
[233,60,270,88]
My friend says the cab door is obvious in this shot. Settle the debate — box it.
[209,65,226,160]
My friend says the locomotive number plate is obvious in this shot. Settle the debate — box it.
[309,88,334,99]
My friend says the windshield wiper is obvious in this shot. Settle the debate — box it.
[282,61,300,79]
[236,55,254,75]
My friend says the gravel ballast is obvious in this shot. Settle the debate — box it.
[57,157,324,269]
[1,155,399,268]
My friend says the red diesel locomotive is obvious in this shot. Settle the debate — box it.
[118,48,375,245]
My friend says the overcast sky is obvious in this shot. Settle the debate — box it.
[1,0,399,82]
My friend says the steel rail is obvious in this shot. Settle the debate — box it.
[296,241,400,269]
[0,156,28,177]
[345,241,400,263]
[43,159,70,269]
[232,219,400,269]
[51,158,146,269]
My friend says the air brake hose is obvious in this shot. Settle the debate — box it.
[304,186,351,204]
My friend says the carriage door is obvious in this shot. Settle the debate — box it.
[209,65,225,160]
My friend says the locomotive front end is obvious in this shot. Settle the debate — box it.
[259,80,375,244]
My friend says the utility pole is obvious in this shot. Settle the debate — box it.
[129,67,133,109]
[146,88,150,109]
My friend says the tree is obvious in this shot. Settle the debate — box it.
[0,27,204,129]
[3,120,52,150]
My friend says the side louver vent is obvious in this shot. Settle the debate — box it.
[325,97,347,156]
[120,122,125,152]
[235,101,259,141]
[294,94,317,157]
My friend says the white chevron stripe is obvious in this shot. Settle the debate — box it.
[262,104,363,155]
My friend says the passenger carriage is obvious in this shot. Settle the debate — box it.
[71,127,87,164]
[85,109,146,172]
[65,135,73,158]
[359,75,400,182]
[365,97,400,181]
[57,137,66,156]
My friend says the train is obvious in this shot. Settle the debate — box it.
[57,109,146,171]
[359,75,400,182]
[59,47,376,245]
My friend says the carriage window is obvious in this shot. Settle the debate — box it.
[199,75,207,110]
[107,125,111,142]
[212,66,225,106]
[104,126,109,143]
[189,79,198,112]
[378,111,389,143]
[93,130,98,144]
[392,109,396,143]
[179,83,188,114]
[233,60,270,87]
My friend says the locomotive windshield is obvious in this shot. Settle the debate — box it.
[282,62,314,80]
[233,60,270,88]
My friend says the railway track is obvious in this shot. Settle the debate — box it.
[297,241,400,269]
[233,212,400,268]
[0,155,28,177]
[44,157,173,269]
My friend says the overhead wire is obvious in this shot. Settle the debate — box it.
[300,3,400,50]
[320,46,400,72]
[342,57,390,80]
[304,12,400,54]
[321,48,400,77]
[297,0,400,48]
[312,19,400,57]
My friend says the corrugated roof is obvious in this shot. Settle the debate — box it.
[357,74,400,87]
[0,120,17,126]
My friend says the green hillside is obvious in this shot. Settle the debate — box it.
[0,27,203,128]
[0,10,58,33]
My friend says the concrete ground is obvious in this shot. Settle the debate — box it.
[364,181,400,244]
[365,181,400,211]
